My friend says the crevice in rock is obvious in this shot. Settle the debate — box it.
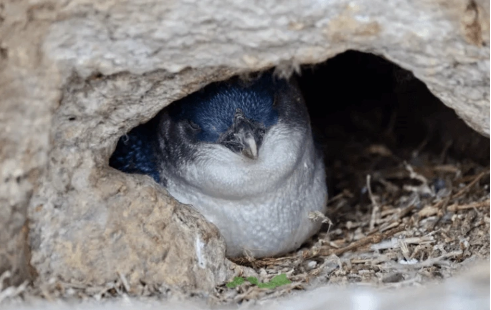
[93,49,489,290]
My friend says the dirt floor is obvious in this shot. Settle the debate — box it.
[0,52,489,306]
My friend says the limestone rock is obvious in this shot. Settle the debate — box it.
[0,0,488,290]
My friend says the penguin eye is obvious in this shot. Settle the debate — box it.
[256,127,266,137]
[186,120,201,131]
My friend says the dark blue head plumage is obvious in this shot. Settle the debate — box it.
[168,74,280,142]
[110,73,288,183]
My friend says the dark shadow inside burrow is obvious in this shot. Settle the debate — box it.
[296,50,489,198]
[291,50,490,239]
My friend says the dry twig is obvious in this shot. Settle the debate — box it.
[367,175,380,230]
[452,170,489,199]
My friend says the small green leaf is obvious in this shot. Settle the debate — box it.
[226,276,245,288]
[257,282,277,289]
[257,274,291,289]
[246,276,259,285]
[269,274,292,287]
[226,274,291,289]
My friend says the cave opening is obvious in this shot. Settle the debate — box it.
[109,50,489,264]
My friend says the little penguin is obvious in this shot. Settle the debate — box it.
[110,73,328,258]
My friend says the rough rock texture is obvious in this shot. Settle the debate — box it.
[0,0,489,290]
[28,69,234,291]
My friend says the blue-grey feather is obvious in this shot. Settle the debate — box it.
[109,122,161,183]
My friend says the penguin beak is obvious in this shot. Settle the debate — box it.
[218,108,263,160]
[240,132,258,159]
